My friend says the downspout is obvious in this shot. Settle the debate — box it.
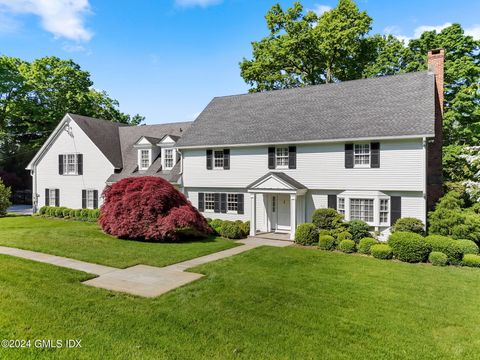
[176,148,184,194]
[423,137,428,230]
[31,165,38,213]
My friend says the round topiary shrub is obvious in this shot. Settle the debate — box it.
[392,217,425,235]
[358,237,378,255]
[219,221,245,239]
[370,244,393,260]
[294,223,319,246]
[319,235,336,251]
[338,239,356,253]
[388,232,431,263]
[456,239,479,255]
[424,235,463,265]
[319,229,331,237]
[312,208,343,230]
[99,176,211,242]
[346,220,371,243]
[337,231,352,242]
[428,251,448,266]
[462,254,480,267]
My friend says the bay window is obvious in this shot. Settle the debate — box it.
[350,198,374,223]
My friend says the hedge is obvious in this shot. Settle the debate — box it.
[429,251,448,266]
[37,206,99,222]
[358,237,378,255]
[388,232,431,263]
[424,235,463,265]
[370,244,393,260]
[319,235,336,251]
[295,223,319,246]
[392,217,425,235]
[456,239,479,255]
[462,254,480,268]
[338,239,356,253]
[206,219,249,239]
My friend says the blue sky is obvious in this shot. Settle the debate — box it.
[0,0,479,124]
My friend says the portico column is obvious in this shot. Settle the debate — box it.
[290,193,297,240]
[250,193,257,237]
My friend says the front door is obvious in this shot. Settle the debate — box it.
[276,194,291,232]
[270,195,277,231]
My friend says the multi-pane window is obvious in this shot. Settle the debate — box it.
[164,149,174,169]
[49,189,57,206]
[86,190,95,209]
[338,198,345,216]
[204,193,215,211]
[354,144,370,167]
[276,147,289,168]
[140,149,150,170]
[380,199,389,224]
[214,151,224,169]
[63,154,77,175]
[350,198,374,223]
[227,194,238,212]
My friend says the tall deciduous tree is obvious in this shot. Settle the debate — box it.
[240,0,373,92]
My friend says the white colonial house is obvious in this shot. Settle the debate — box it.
[27,50,445,241]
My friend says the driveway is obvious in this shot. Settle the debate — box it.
[7,205,33,215]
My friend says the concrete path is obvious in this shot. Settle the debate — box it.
[0,237,291,298]
[7,205,33,215]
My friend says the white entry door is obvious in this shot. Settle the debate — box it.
[276,194,291,232]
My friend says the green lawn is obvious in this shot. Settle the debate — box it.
[1,245,480,359]
[0,216,237,268]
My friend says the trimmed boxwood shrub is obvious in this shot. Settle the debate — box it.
[457,239,479,255]
[462,254,480,267]
[346,220,371,243]
[358,237,378,254]
[209,219,224,234]
[371,244,393,260]
[312,208,343,230]
[219,221,245,239]
[337,231,352,242]
[319,229,331,237]
[388,232,431,263]
[294,223,319,246]
[54,207,67,218]
[38,206,49,215]
[62,207,71,218]
[429,251,448,266]
[319,235,336,251]
[424,235,463,265]
[392,217,425,235]
[74,209,82,219]
[338,239,356,253]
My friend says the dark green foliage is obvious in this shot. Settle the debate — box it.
[424,235,463,265]
[74,209,82,219]
[429,252,448,267]
[457,239,479,255]
[319,229,331,237]
[462,254,480,268]
[0,179,12,216]
[370,244,393,260]
[294,223,319,246]
[346,220,371,243]
[312,208,344,230]
[319,235,336,251]
[207,219,249,238]
[392,217,425,235]
[38,206,49,215]
[218,221,246,240]
[338,239,356,253]
[55,207,67,218]
[62,208,71,218]
[388,232,431,263]
[358,237,378,254]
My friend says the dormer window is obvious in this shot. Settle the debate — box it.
[139,149,151,170]
[164,148,174,170]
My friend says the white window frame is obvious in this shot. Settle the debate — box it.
[214,150,224,169]
[48,189,57,206]
[379,198,390,225]
[139,149,151,170]
[86,189,96,209]
[227,193,238,213]
[63,153,78,175]
[354,143,370,168]
[164,148,174,170]
[338,197,345,216]
[350,198,374,223]
[275,147,289,169]
[204,193,215,212]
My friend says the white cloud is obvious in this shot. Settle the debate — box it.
[413,22,452,38]
[0,0,93,41]
[383,25,410,44]
[311,4,331,16]
[465,24,480,40]
[175,0,222,8]
[0,12,19,33]
[62,43,86,52]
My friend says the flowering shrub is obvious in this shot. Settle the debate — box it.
[99,177,211,242]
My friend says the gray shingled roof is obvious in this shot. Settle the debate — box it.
[69,113,128,168]
[176,71,436,148]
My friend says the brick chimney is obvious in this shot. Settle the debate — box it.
[426,49,445,212]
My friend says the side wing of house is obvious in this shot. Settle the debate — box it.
[28,116,116,210]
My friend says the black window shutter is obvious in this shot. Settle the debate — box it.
[223,149,230,170]
[288,146,296,169]
[371,142,380,168]
[391,196,402,226]
[45,189,50,206]
[328,195,337,210]
[214,193,220,213]
[55,189,60,207]
[198,193,205,212]
[82,190,87,209]
[58,155,64,175]
[93,190,98,209]
[345,144,354,168]
[268,147,275,169]
[237,194,244,214]
[220,193,227,213]
[206,150,213,170]
[77,154,83,175]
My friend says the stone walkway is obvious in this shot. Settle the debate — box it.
[0,238,291,298]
